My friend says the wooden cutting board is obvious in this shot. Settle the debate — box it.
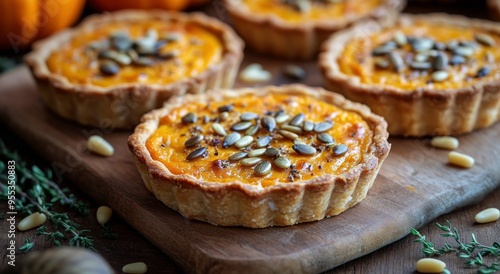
[1,65,499,274]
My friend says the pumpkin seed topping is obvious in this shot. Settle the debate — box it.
[254,160,272,176]
[222,132,241,148]
[332,144,349,156]
[228,152,248,161]
[372,30,497,84]
[240,157,262,167]
[186,147,207,161]
[292,144,317,155]
[184,135,204,148]
[273,157,292,169]
[181,112,197,124]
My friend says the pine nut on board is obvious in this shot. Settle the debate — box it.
[122,262,148,274]
[87,135,114,157]
[448,151,474,168]
[96,206,113,225]
[430,136,459,150]
[18,212,47,231]
[475,208,500,223]
[415,258,446,273]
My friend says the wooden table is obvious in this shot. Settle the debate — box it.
[1,1,499,273]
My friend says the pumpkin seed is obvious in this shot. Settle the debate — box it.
[212,123,227,136]
[293,139,307,145]
[248,148,267,157]
[372,42,396,56]
[332,144,348,156]
[273,156,291,169]
[389,52,404,72]
[112,35,132,52]
[99,50,132,65]
[302,121,314,132]
[317,133,335,144]
[261,116,277,132]
[410,62,432,70]
[218,104,234,113]
[393,31,407,46]
[314,121,333,133]
[433,52,448,70]
[256,135,272,148]
[275,113,290,124]
[411,38,434,52]
[254,160,272,176]
[181,112,197,124]
[283,64,306,80]
[186,147,207,161]
[99,61,120,76]
[460,41,479,49]
[240,157,262,166]
[240,112,259,121]
[431,70,449,82]
[476,66,490,78]
[228,151,248,161]
[88,40,110,51]
[278,130,298,140]
[265,147,280,157]
[162,32,182,42]
[231,121,253,131]
[453,46,474,57]
[449,55,466,65]
[184,135,204,148]
[245,124,260,136]
[294,0,310,12]
[280,124,303,134]
[292,144,316,155]
[235,136,254,148]
[222,132,241,148]
[475,33,495,46]
[289,113,305,126]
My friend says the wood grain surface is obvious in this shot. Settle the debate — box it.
[0,60,499,274]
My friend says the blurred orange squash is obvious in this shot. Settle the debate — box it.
[0,0,85,51]
[89,0,212,12]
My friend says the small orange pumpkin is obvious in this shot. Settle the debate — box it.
[89,0,212,12]
[0,0,85,51]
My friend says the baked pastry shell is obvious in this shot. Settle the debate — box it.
[128,84,391,228]
[320,13,500,137]
[224,0,406,60]
[24,10,244,129]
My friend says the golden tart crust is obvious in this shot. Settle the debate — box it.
[128,84,390,228]
[24,10,244,129]
[320,13,500,137]
[224,0,405,60]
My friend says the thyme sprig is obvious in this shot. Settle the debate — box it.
[0,138,95,251]
[412,221,500,274]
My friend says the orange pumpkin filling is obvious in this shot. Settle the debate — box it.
[46,20,222,87]
[242,0,381,23]
[146,93,373,188]
[338,20,500,91]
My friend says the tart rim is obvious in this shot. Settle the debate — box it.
[128,84,391,227]
[23,10,244,129]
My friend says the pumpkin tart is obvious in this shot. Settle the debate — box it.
[224,0,405,59]
[128,84,390,228]
[24,10,243,129]
[320,13,500,136]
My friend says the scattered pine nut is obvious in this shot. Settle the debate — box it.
[416,258,446,273]
[448,151,474,168]
[87,135,114,157]
[18,212,47,231]
[430,136,459,150]
[475,208,500,224]
[96,206,113,225]
[122,262,148,274]
[239,63,271,83]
